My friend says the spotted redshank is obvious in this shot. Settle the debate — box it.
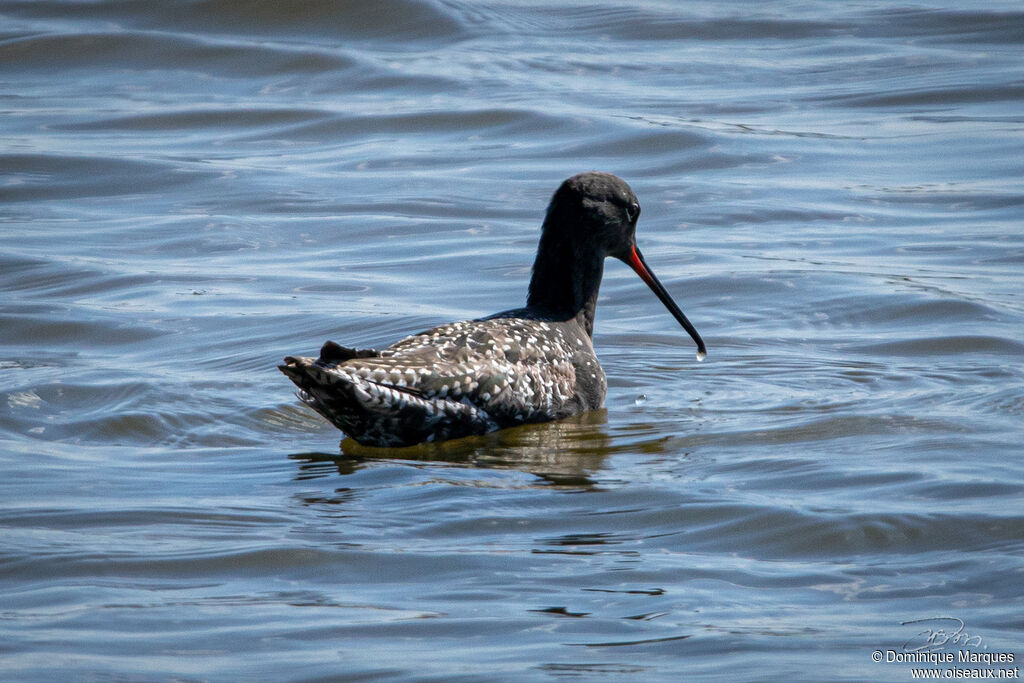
[280,172,705,446]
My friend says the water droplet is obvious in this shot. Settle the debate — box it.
[634,394,647,406]
[696,350,707,362]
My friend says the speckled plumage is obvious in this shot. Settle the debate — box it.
[280,172,705,447]
[281,316,604,446]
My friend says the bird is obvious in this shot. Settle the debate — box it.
[280,172,706,447]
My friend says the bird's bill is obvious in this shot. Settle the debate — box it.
[626,245,707,358]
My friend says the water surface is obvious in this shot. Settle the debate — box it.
[2,0,1023,679]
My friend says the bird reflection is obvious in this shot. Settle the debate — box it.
[288,409,612,487]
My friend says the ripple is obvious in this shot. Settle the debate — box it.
[820,82,1024,109]
[0,154,213,202]
[278,107,574,141]
[0,310,166,348]
[850,335,1024,356]
[5,0,468,43]
[860,8,1024,44]
[0,31,355,76]
[55,107,330,133]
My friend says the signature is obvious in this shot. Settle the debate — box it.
[901,617,985,652]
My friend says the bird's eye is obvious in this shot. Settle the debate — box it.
[626,202,640,221]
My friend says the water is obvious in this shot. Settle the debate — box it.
[2,0,1022,679]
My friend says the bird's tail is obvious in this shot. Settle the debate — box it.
[279,350,496,447]
[279,355,364,431]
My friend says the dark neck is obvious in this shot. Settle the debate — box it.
[526,231,604,338]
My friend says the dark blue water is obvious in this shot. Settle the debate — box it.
[2,1,1022,679]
